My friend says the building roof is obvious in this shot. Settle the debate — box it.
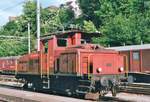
[0,56,20,60]
[107,44,150,51]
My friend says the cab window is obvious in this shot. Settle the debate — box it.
[57,38,67,47]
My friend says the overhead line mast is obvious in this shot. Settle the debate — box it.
[37,0,40,51]
[28,23,31,54]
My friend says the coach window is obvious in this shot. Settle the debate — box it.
[133,52,140,60]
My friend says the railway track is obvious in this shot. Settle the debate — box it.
[0,75,24,90]
[0,81,150,102]
[0,94,39,102]
[0,86,92,102]
[0,80,24,89]
[0,85,149,102]
[99,96,133,102]
[119,83,150,95]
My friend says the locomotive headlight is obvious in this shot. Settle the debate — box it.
[97,67,102,73]
[119,67,124,72]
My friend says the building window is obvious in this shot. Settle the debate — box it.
[133,52,139,60]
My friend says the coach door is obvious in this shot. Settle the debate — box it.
[132,51,140,72]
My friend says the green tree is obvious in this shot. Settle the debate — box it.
[78,0,101,27]
[41,7,61,34]
[58,7,75,29]
[0,1,75,56]
[78,0,150,46]
[83,20,97,32]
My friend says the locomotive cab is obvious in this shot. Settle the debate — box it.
[39,30,101,75]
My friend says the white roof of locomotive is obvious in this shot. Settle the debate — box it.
[107,44,150,51]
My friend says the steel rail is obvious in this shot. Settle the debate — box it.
[119,83,150,95]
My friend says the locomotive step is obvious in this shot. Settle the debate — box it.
[43,86,50,89]
[77,84,93,93]
[76,90,88,94]
[43,83,50,89]
[79,80,91,82]
[42,81,49,84]
[78,80,91,86]
[42,79,50,89]
[78,85,91,88]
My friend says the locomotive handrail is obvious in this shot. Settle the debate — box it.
[40,51,43,78]
[15,59,18,75]
[88,54,93,79]
[125,55,129,77]
[46,54,48,77]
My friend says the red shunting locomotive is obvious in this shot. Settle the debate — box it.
[15,30,125,99]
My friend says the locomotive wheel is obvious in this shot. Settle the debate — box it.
[66,90,72,96]
[111,86,117,97]
[23,83,28,89]
[99,88,108,96]
[23,81,29,89]
[99,89,108,96]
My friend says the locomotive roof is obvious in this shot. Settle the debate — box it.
[40,30,101,40]
[107,44,150,51]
